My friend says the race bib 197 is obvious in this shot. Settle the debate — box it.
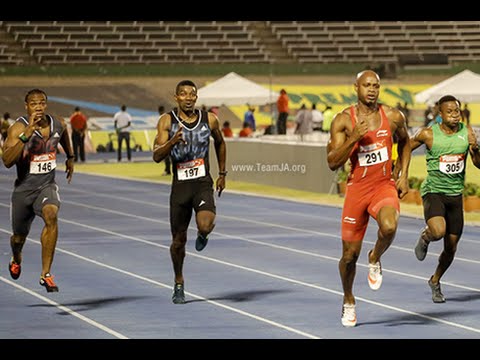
[30,152,57,175]
[439,154,465,174]
[177,158,206,180]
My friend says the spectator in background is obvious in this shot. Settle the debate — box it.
[311,103,324,131]
[396,102,411,130]
[243,104,256,132]
[322,105,334,133]
[294,104,313,140]
[69,107,88,162]
[222,121,234,138]
[114,104,132,162]
[276,89,289,135]
[1,112,14,144]
[208,106,219,116]
[158,105,171,176]
[463,103,471,125]
[402,102,411,129]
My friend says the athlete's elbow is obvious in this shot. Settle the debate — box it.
[328,163,340,171]
[2,158,14,168]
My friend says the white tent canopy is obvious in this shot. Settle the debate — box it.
[415,69,480,105]
[197,72,279,107]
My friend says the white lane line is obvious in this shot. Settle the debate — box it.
[0,276,128,339]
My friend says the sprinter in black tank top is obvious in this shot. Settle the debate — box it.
[153,80,227,304]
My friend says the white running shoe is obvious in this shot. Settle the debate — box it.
[341,303,357,327]
[368,254,383,290]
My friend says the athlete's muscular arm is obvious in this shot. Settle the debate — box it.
[152,114,184,163]
[208,112,226,197]
[410,127,432,151]
[59,117,74,183]
[467,125,480,169]
[2,113,42,168]
[327,110,367,171]
[388,107,411,198]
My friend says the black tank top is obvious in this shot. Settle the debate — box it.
[169,109,212,183]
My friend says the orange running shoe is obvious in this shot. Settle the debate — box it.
[39,273,59,292]
[9,258,21,280]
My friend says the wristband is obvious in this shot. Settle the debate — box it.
[67,155,75,159]
[18,132,29,143]
[219,171,228,176]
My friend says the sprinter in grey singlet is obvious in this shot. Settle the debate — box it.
[2,88,75,293]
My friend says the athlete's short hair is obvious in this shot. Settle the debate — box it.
[438,95,460,107]
[175,80,197,95]
[25,88,47,103]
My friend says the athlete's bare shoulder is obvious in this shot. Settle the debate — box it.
[413,125,432,143]
[381,104,405,124]
[158,112,172,130]
[207,111,220,130]
[56,115,67,128]
[332,106,353,127]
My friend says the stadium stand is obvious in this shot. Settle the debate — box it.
[1,21,480,67]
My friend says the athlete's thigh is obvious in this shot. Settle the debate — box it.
[33,183,60,217]
[445,194,464,236]
[423,193,446,221]
[11,190,36,236]
[170,182,194,234]
[192,181,216,215]
[341,186,370,242]
[368,181,399,219]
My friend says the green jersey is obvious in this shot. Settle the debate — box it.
[421,122,469,196]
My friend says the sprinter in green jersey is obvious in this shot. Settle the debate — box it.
[409,95,480,303]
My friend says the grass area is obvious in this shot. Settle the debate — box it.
[66,156,480,225]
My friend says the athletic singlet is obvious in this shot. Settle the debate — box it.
[169,109,211,183]
[348,105,393,185]
[14,114,64,191]
[421,122,469,196]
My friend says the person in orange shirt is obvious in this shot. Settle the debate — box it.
[239,122,253,137]
[222,121,234,138]
[276,89,289,135]
[69,106,88,162]
[327,70,410,327]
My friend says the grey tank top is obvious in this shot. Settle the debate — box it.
[14,114,64,191]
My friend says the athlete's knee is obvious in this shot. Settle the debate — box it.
[197,213,215,234]
[379,218,397,238]
[428,224,446,240]
[198,221,215,235]
[340,249,359,265]
[171,232,187,248]
[42,205,59,226]
[11,234,27,245]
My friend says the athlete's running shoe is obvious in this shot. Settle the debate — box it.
[414,232,429,261]
[367,250,383,290]
[39,273,59,293]
[195,233,209,252]
[172,283,186,304]
[428,277,446,303]
[9,258,21,280]
[341,303,357,327]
